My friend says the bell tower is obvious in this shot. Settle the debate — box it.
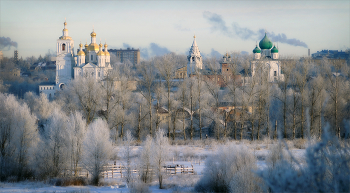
[187,35,203,76]
[56,19,74,88]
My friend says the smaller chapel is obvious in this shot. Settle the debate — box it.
[250,32,284,82]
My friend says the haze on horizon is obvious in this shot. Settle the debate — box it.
[0,0,349,59]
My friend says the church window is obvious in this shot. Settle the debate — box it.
[98,72,100,77]
[274,71,277,76]
[91,55,93,61]
[62,44,66,51]
[192,57,195,62]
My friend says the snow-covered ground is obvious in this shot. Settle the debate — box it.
[0,140,306,193]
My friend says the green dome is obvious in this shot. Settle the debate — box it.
[259,33,273,50]
[271,45,278,53]
[253,45,261,53]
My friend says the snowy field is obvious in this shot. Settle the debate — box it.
[0,140,307,193]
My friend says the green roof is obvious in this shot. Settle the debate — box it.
[259,33,273,50]
[253,45,261,53]
[271,45,278,53]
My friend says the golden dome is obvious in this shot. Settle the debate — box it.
[99,43,103,47]
[97,50,105,56]
[79,42,83,47]
[85,43,88,47]
[59,36,72,40]
[63,28,68,31]
[87,43,99,51]
[77,50,85,56]
[104,43,108,47]
[64,21,67,26]
[90,31,96,37]
[104,51,110,56]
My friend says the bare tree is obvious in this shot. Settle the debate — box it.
[155,53,178,138]
[137,60,156,136]
[322,59,348,137]
[277,58,296,138]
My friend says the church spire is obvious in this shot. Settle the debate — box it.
[187,34,203,76]
[59,19,72,40]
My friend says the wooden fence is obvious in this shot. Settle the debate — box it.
[63,162,195,179]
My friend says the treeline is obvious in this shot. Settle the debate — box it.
[0,52,349,183]
[1,52,350,141]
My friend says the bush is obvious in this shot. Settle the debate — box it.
[257,132,350,192]
[195,144,265,193]
[49,177,87,186]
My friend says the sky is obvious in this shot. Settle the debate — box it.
[0,0,349,59]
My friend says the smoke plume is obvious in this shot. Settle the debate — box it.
[0,37,18,50]
[203,11,308,48]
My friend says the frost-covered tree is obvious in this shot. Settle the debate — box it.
[122,130,135,184]
[34,107,70,179]
[59,77,103,124]
[82,118,113,185]
[139,135,153,183]
[0,93,38,181]
[152,129,169,189]
[66,111,87,177]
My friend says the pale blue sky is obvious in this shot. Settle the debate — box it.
[1,0,349,59]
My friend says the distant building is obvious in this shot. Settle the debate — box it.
[0,51,3,61]
[108,48,140,66]
[14,50,18,64]
[312,49,350,61]
[175,37,242,87]
[10,68,21,77]
[175,66,187,79]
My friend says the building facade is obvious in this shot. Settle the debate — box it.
[108,48,140,66]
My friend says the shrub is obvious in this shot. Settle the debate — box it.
[195,144,265,193]
[257,132,350,192]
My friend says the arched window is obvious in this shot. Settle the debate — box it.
[91,55,93,61]
[62,43,66,51]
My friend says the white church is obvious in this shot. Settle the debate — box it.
[39,20,112,99]
[251,32,284,82]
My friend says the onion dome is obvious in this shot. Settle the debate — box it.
[77,50,85,56]
[104,43,110,56]
[97,43,105,56]
[90,30,96,37]
[271,45,278,53]
[77,42,85,56]
[253,45,261,53]
[88,43,99,51]
[259,32,273,50]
